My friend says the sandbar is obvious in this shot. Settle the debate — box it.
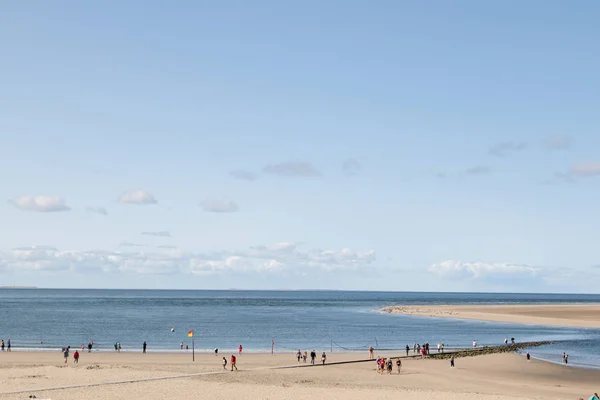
[382,304,600,328]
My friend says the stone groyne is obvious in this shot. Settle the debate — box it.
[426,341,552,359]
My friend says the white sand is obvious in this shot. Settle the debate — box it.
[0,351,597,400]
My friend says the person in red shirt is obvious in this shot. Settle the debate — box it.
[73,350,80,364]
[238,345,242,354]
[230,354,238,371]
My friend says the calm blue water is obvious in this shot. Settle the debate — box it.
[0,289,599,368]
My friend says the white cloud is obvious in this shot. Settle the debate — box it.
[117,189,157,205]
[543,135,573,150]
[489,141,527,157]
[86,207,108,215]
[119,242,147,248]
[342,159,361,177]
[569,162,600,178]
[0,242,376,276]
[263,161,322,177]
[201,198,238,213]
[9,196,71,212]
[427,260,540,280]
[142,231,171,237]
[229,169,259,181]
[465,166,491,175]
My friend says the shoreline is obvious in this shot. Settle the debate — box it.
[381,303,600,328]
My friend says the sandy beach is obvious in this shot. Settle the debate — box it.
[0,351,597,400]
[382,304,600,328]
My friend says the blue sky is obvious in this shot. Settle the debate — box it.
[1,1,599,291]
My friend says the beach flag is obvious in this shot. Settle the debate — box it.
[188,330,194,337]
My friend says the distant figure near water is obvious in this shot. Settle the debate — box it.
[238,345,243,354]
[143,341,147,353]
[369,346,374,359]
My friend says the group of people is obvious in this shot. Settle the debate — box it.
[376,356,402,374]
[1,339,11,351]
[222,354,238,371]
[295,350,326,365]
[62,346,80,364]
[503,337,516,345]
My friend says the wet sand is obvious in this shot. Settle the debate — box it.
[382,304,600,328]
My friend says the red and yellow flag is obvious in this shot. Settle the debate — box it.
[188,330,194,337]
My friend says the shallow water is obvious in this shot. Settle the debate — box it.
[0,289,598,368]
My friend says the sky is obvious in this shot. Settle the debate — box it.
[1,0,599,292]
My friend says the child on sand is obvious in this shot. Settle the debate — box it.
[73,350,79,364]
[63,347,69,364]
[321,351,327,365]
[222,357,227,370]
[303,351,307,363]
[231,355,238,371]
[450,355,455,368]
[396,358,402,374]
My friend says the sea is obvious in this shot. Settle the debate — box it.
[1,289,599,369]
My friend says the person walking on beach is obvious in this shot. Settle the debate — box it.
[63,346,70,364]
[450,355,455,368]
[303,351,307,363]
[231,354,238,371]
[441,343,445,353]
[215,348,219,356]
[369,346,374,359]
[386,358,393,374]
[7,339,11,352]
[413,343,417,354]
[222,356,227,370]
[238,345,243,355]
[114,342,118,351]
[117,342,121,352]
[297,350,302,362]
[310,350,316,365]
[437,343,441,353]
[396,358,402,374]
[180,342,184,350]
[88,341,93,353]
[564,353,569,365]
[504,337,508,345]
[405,345,410,356]
[473,340,477,348]
[321,351,327,365]
[143,341,147,354]
[526,352,530,361]
[73,350,79,364]
[1,340,4,351]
